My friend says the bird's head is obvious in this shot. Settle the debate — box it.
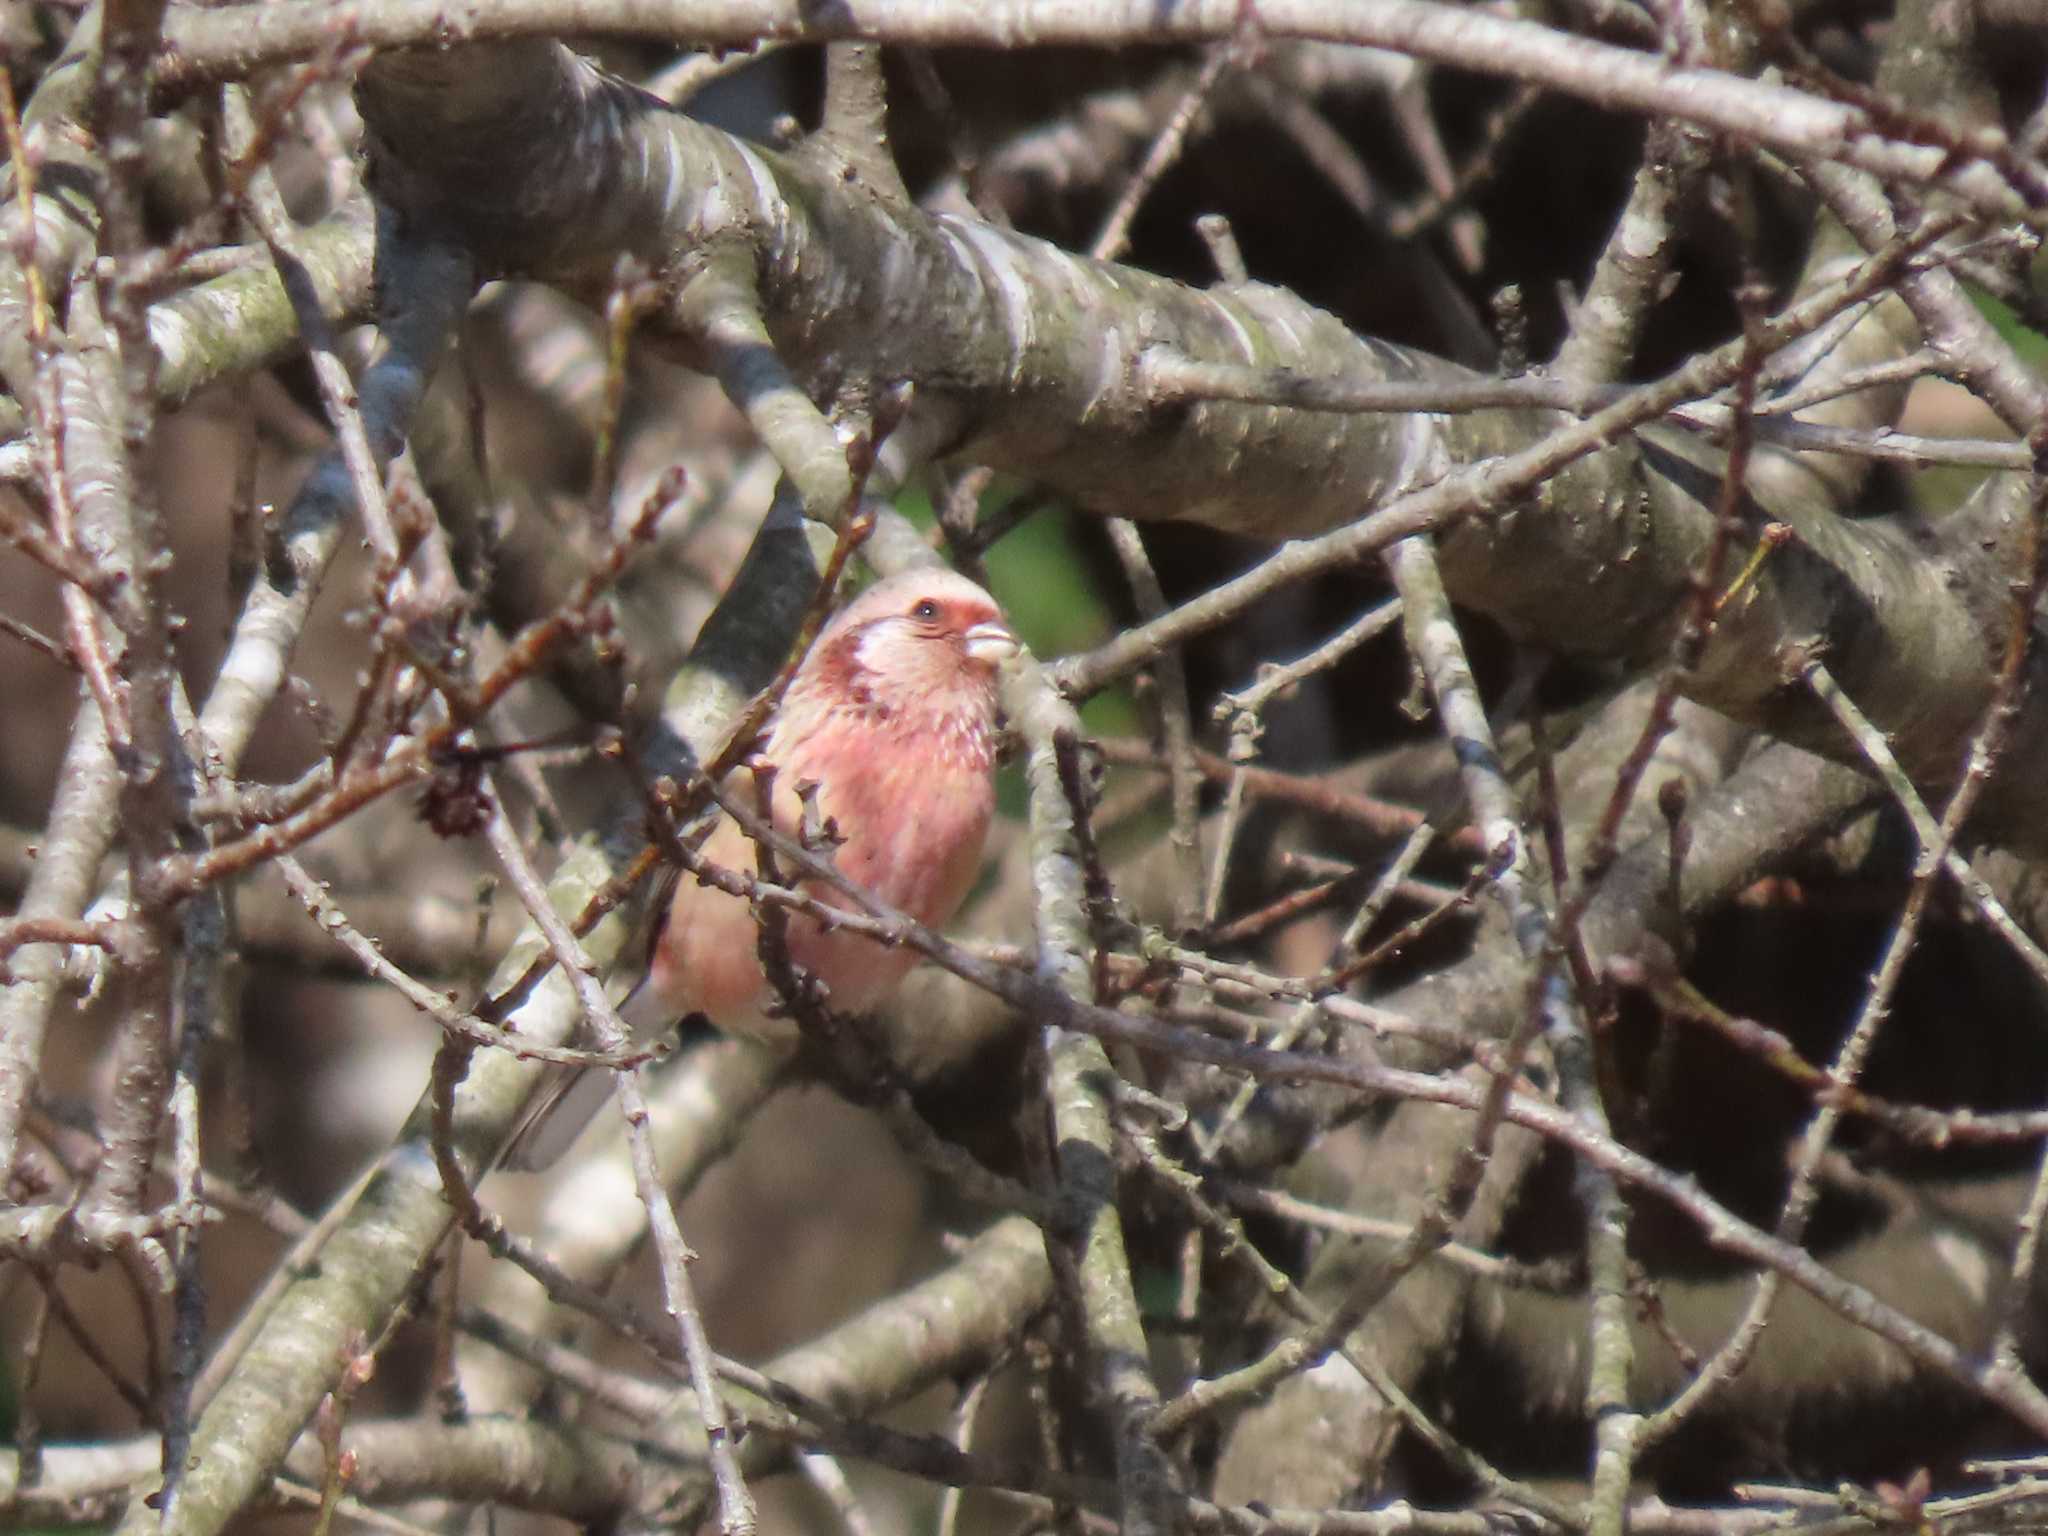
[792,568,1019,729]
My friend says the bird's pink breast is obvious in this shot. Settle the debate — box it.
[644,701,997,1031]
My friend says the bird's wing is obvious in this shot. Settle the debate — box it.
[496,945,686,1172]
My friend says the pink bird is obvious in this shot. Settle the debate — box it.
[504,567,1018,1169]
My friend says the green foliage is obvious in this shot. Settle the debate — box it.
[1971,287,2048,369]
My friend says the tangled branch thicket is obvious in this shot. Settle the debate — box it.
[8,1,2048,1532]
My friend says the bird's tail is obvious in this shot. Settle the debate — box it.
[498,977,673,1172]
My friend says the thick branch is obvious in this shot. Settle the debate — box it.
[340,38,2048,847]
[157,1,2045,226]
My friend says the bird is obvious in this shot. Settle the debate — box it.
[502,566,1018,1170]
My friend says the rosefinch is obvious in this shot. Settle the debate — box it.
[504,567,1018,1169]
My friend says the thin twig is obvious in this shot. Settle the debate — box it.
[477,799,756,1535]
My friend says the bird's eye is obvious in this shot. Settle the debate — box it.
[911,599,940,621]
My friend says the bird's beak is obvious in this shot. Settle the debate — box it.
[962,621,1020,667]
